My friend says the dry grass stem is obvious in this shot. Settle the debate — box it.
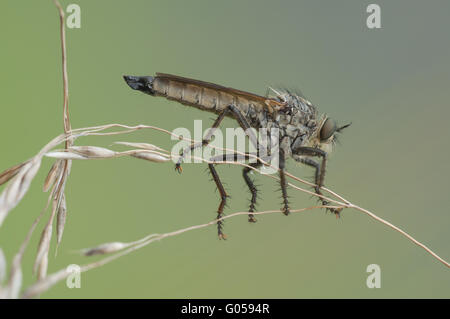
[22,205,335,298]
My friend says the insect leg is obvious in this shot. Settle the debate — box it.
[175,109,228,173]
[221,105,265,222]
[227,105,259,149]
[209,152,262,223]
[185,104,262,238]
[214,105,294,218]
[208,163,228,239]
[296,147,343,216]
[279,148,290,215]
[176,103,258,173]
[242,163,262,222]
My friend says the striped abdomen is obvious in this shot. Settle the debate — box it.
[123,73,286,128]
[151,73,267,116]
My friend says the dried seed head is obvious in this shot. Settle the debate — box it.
[0,161,29,186]
[70,146,117,158]
[82,242,129,256]
[113,141,165,152]
[37,254,48,281]
[45,151,87,160]
[33,223,53,276]
[0,161,41,227]
[130,151,170,163]
[56,194,67,246]
[43,160,64,192]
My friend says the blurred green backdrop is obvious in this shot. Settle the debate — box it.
[0,0,449,298]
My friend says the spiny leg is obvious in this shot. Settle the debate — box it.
[209,152,262,223]
[296,147,342,216]
[222,104,267,221]
[242,163,262,222]
[206,105,262,231]
[175,104,258,173]
[227,105,259,148]
[279,148,290,215]
[175,108,229,173]
[208,163,228,239]
[186,104,259,237]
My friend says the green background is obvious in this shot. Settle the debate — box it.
[0,0,449,298]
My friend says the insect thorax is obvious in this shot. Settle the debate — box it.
[260,93,320,158]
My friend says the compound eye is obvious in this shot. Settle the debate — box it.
[320,118,336,141]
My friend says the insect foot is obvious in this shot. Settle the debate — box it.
[218,232,227,240]
[217,218,227,240]
[281,205,290,216]
[248,214,257,223]
[332,207,343,218]
[175,163,183,174]
[322,200,343,218]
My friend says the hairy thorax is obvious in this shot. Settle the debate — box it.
[247,92,326,159]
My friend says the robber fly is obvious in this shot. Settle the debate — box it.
[123,73,350,239]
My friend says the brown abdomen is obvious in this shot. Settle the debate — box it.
[151,76,266,118]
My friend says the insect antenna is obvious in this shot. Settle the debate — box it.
[336,122,352,133]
